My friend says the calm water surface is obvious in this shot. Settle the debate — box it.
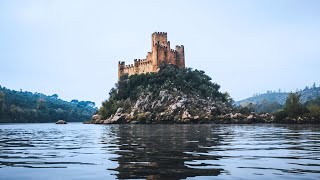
[0,123,319,179]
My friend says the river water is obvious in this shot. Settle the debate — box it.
[0,123,319,179]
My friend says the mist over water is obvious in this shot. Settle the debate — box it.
[0,123,319,179]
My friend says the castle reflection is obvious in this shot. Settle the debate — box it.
[104,124,225,179]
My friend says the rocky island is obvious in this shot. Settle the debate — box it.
[89,32,319,124]
[91,64,276,124]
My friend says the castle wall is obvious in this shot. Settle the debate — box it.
[118,32,185,80]
[120,59,154,78]
[136,61,153,74]
[168,49,177,65]
[122,65,135,76]
[134,59,153,74]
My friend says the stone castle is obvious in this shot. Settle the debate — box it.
[118,32,185,79]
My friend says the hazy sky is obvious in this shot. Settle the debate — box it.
[1,0,320,106]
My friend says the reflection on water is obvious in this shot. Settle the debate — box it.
[105,125,223,179]
[0,123,319,179]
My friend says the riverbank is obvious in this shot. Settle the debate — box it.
[87,110,319,124]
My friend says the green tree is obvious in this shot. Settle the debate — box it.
[283,92,305,117]
[71,99,79,104]
[223,92,234,107]
[51,94,58,99]
[36,98,47,112]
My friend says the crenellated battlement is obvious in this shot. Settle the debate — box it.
[153,32,167,35]
[134,59,151,65]
[125,64,134,68]
[118,32,185,79]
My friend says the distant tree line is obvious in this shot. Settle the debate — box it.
[0,86,97,123]
[274,93,320,122]
[252,82,319,97]
[237,92,320,122]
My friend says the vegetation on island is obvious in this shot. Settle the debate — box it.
[97,64,233,123]
[0,86,97,123]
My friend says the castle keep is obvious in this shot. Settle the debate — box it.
[118,32,185,79]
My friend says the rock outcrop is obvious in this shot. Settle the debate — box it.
[56,120,67,124]
[89,89,278,124]
[90,88,232,124]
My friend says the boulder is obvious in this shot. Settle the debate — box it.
[176,102,184,108]
[56,120,67,124]
[116,108,123,114]
[159,90,167,97]
[134,99,142,109]
[103,119,111,124]
[92,114,101,120]
[246,114,254,120]
[182,110,191,120]
[102,114,126,124]
[170,104,177,110]
[111,114,125,123]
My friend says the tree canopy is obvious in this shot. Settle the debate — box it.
[0,86,97,123]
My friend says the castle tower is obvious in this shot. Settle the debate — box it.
[151,32,168,47]
[118,61,125,80]
[117,32,185,80]
[175,45,185,67]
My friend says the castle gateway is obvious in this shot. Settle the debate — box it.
[118,32,185,79]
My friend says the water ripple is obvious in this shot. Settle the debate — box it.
[0,123,319,179]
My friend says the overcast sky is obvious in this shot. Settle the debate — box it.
[1,0,320,106]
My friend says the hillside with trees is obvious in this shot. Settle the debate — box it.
[0,86,97,123]
[236,83,320,113]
